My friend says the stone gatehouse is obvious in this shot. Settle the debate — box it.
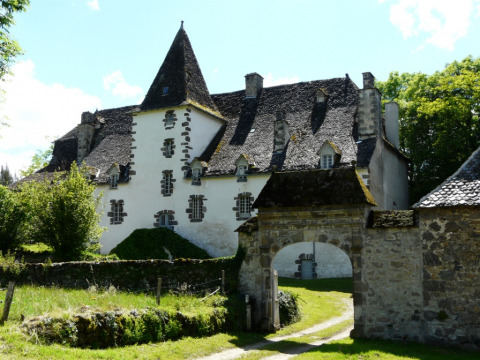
[237,166,480,349]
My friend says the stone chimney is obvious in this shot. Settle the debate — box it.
[357,72,382,140]
[274,110,289,153]
[245,73,263,98]
[385,102,400,148]
[77,111,96,164]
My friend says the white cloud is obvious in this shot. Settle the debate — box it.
[263,73,300,88]
[383,0,480,50]
[86,0,100,11]
[103,71,143,99]
[0,60,101,176]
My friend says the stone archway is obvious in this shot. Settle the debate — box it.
[237,203,368,331]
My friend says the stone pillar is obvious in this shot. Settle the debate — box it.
[357,72,382,140]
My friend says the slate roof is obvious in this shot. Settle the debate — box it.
[140,25,219,115]
[207,77,362,175]
[40,105,136,184]
[252,168,377,208]
[414,146,480,208]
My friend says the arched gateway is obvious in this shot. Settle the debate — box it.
[237,168,376,331]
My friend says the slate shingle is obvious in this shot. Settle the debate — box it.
[414,146,480,208]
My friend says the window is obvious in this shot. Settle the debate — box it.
[187,195,206,222]
[162,86,169,95]
[321,154,333,169]
[163,171,173,195]
[239,194,252,218]
[164,139,174,158]
[153,210,177,230]
[235,155,251,182]
[164,111,176,129]
[234,192,254,220]
[109,200,126,225]
[192,168,201,183]
[110,174,119,188]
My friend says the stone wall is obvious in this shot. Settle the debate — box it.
[239,206,480,349]
[419,207,480,347]
[0,257,240,293]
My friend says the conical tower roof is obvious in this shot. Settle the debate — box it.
[140,24,218,113]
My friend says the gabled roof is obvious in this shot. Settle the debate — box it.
[140,25,218,114]
[252,168,377,208]
[414,146,480,208]
[206,77,361,175]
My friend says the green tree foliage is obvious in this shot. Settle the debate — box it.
[0,164,15,185]
[377,56,480,203]
[20,143,53,177]
[0,0,29,81]
[20,162,104,261]
[0,185,26,253]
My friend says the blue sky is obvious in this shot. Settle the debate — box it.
[1,0,480,176]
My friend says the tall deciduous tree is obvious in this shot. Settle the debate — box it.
[20,162,104,261]
[377,56,480,203]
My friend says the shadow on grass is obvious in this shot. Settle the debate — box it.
[301,338,480,360]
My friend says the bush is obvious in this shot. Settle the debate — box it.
[0,185,27,253]
[110,228,211,260]
[278,290,301,327]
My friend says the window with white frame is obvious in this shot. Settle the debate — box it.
[159,214,173,229]
[163,171,173,195]
[109,199,125,225]
[192,167,201,183]
[234,192,254,220]
[235,156,249,182]
[321,154,333,169]
[187,195,205,222]
[110,174,119,188]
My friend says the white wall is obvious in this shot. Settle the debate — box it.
[273,242,352,279]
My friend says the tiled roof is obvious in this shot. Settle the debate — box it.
[140,26,219,114]
[414,146,480,208]
[40,105,135,184]
[252,168,377,208]
[207,77,362,175]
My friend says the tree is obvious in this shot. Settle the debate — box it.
[0,164,14,185]
[0,185,26,253]
[376,56,480,203]
[20,162,104,261]
[20,144,53,177]
[0,0,29,81]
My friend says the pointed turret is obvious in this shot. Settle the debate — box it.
[140,24,218,113]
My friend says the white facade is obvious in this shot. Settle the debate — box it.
[98,105,269,256]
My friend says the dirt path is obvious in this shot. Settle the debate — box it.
[195,299,353,360]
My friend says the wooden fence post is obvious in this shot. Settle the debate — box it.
[221,270,225,295]
[1,281,16,325]
[156,278,162,305]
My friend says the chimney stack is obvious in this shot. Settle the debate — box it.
[245,73,263,98]
[357,72,382,140]
[385,102,400,148]
[77,112,96,164]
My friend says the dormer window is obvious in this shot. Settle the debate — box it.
[107,164,121,189]
[190,158,206,186]
[110,174,119,188]
[317,141,341,170]
[235,154,252,182]
[321,154,333,169]
[162,86,169,95]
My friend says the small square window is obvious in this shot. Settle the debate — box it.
[162,86,169,95]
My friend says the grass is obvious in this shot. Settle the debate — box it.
[292,338,480,360]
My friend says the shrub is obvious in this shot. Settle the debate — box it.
[110,227,211,260]
[278,289,301,327]
[0,185,27,253]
